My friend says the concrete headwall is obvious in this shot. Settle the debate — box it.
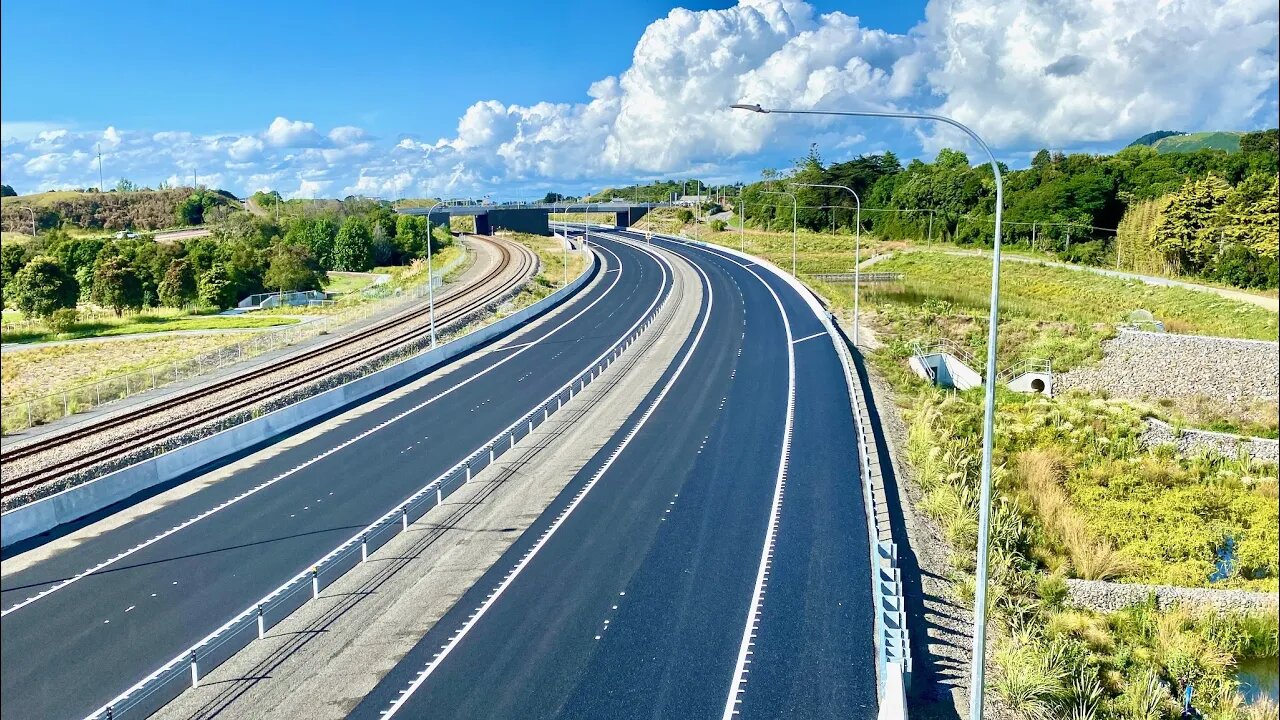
[1,247,597,548]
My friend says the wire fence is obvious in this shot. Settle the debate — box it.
[1,250,470,435]
[84,259,664,720]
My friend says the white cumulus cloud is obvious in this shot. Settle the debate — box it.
[2,0,1276,198]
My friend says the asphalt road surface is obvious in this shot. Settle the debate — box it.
[0,237,672,720]
[349,230,878,720]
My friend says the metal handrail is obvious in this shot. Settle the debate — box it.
[997,358,1052,381]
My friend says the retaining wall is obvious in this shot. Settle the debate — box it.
[1066,579,1279,614]
[1,248,597,548]
[1141,417,1279,464]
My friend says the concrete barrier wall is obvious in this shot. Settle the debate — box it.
[2,248,596,548]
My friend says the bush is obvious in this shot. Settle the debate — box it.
[710,219,728,232]
[675,208,694,224]
[46,307,79,334]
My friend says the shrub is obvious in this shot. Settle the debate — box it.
[710,219,728,232]
[675,208,694,224]
[46,307,78,334]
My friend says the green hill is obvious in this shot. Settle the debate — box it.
[1150,131,1243,153]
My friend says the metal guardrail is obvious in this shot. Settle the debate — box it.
[830,321,912,708]
[82,246,667,720]
[1,248,471,435]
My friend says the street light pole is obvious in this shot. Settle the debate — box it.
[793,182,861,345]
[735,103,1004,720]
[22,207,36,237]
[762,189,797,276]
[423,200,445,347]
[738,185,745,253]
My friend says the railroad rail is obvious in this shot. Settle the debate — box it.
[0,236,539,499]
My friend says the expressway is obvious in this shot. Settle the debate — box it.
[0,237,673,719]
[349,229,878,720]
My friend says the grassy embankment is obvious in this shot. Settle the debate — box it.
[2,334,246,410]
[505,232,587,308]
[1,308,298,344]
[687,223,1279,718]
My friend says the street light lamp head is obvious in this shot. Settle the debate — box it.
[730,103,769,113]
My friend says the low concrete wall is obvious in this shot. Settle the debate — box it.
[1066,579,1279,614]
[1,248,597,548]
[1142,417,1279,464]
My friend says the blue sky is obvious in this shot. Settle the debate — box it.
[2,1,1276,199]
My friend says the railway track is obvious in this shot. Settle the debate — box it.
[0,235,540,499]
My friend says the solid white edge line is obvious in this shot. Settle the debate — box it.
[3,244,614,618]
[79,238,673,720]
[380,237,712,720]
[647,237,797,720]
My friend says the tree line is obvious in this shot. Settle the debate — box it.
[1,201,449,325]
[733,128,1278,288]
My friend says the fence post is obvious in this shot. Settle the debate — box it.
[489,447,495,463]
[360,533,368,563]
[190,650,199,687]
[257,604,265,639]
[466,463,472,482]
[436,486,443,504]
[402,507,409,531]
[311,568,319,599]
[63,392,68,418]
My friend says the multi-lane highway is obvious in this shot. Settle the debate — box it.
[0,237,673,719]
[1,229,879,720]
[350,229,878,719]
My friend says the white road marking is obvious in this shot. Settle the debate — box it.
[644,235,799,720]
[379,238,713,720]
[2,243,634,619]
[791,331,826,345]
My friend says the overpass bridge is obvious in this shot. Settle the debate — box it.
[398,201,671,235]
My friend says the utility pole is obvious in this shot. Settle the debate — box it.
[96,143,104,191]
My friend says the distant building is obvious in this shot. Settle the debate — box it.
[675,195,708,206]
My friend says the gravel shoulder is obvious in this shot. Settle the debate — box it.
[148,242,702,720]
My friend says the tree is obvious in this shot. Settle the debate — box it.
[675,208,694,224]
[116,178,138,193]
[542,192,566,204]
[264,243,326,292]
[1240,129,1279,156]
[333,216,373,271]
[198,263,239,309]
[91,256,144,315]
[1,243,30,304]
[157,259,198,308]
[9,255,78,319]
[370,221,395,266]
[1153,174,1231,273]
[394,215,429,260]
[175,193,206,225]
[0,184,16,197]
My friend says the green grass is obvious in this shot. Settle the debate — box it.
[324,272,382,295]
[1,310,298,344]
[1151,131,1244,154]
[868,252,1278,341]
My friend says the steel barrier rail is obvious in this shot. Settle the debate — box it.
[80,241,674,720]
[595,222,913,716]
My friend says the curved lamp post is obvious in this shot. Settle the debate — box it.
[761,189,798,276]
[734,102,1003,720]
[422,199,448,347]
[793,182,861,345]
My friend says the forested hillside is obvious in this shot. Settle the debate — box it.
[0,187,239,232]
[722,127,1278,289]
